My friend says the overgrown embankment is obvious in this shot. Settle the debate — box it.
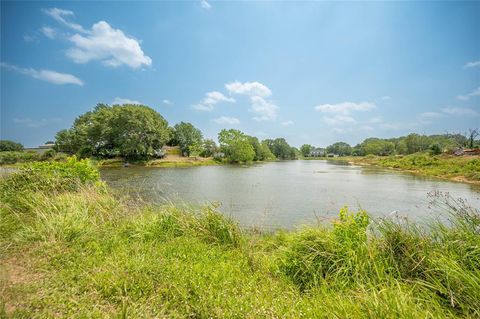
[328,153,480,183]
[1,158,479,318]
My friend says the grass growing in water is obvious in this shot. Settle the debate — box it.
[1,159,479,318]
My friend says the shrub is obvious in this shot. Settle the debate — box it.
[0,151,40,164]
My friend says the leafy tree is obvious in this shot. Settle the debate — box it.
[326,142,352,156]
[173,122,203,157]
[300,144,313,157]
[0,140,24,152]
[55,104,170,159]
[360,138,394,156]
[200,139,218,157]
[467,128,479,148]
[405,133,430,154]
[218,129,255,163]
[264,138,296,159]
[429,143,442,155]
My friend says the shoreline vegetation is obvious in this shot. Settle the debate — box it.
[321,153,480,185]
[1,159,480,317]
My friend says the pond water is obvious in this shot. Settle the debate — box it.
[100,160,480,228]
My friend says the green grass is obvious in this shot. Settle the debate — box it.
[1,159,479,318]
[326,153,480,183]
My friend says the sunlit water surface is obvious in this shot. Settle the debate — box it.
[100,160,480,228]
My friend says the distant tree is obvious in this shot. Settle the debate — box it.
[173,122,203,157]
[405,133,430,154]
[264,138,296,159]
[218,129,255,163]
[200,139,218,157]
[55,104,170,159]
[467,128,479,148]
[326,142,352,156]
[360,138,394,156]
[300,144,313,157]
[0,140,24,152]
[395,140,407,155]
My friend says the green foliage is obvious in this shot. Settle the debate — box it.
[218,129,255,163]
[0,140,23,151]
[326,141,352,156]
[55,104,170,160]
[360,138,395,156]
[0,151,40,165]
[429,143,442,155]
[199,139,218,157]
[300,144,313,157]
[264,138,296,159]
[173,122,203,157]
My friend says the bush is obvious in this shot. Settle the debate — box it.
[0,151,40,165]
[0,157,100,210]
[0,140,23,151]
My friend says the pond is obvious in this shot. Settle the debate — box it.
[100,160,480,229]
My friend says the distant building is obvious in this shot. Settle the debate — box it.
[24,142,55,155]
[310,147,326,157]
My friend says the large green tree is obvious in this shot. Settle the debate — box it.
[326,142,352,156]
[55,104,170,159]
[360,138,394,156]
[218,129,255,163]
[264,138,296,159]
[173,122,203,157]
[300,144,313,157]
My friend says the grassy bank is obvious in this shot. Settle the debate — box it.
[325,153,480,184]
[1,159,479,318]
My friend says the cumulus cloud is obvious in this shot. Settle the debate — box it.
[112,97,142,105]
[213,116,240,125]
[314,101,375,114]
[419,112,444,118]
[42,8,87,33]
[200,0,212,9]
[457,87,480,101]
[250,96,278,121]
[225,81,272,98]
[281,120,294,126]
[43,8,151,69]
[323,115,356,126]
[163,99,173,105]
[1,62,83,86]
[40,26,57,39]
[193,91,235,111]
[442,107,479,116]
[66,21,152,69]
[463,60,480,68]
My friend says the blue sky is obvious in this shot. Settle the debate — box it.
[1,1,479,147]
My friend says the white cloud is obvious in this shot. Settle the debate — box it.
[419,112,444,118]
[225,81,272,98]
[40,26,57,39]
[457,87,480,101]
[193,91,235,111]
[381,96,391,101]
[200,0,212,9]
[213,116,240,125]
[163,99,173,105]
[42,8,87,33]
[333,128,347,134]
[250,96,278,121]
[323,115,356,126]
[13,117,63,128]
[463,60,480,68]
[281,120,294,126]
[1,62,83,86]
[314,101,375,114]
[112,97,142,105]
[23,34,37,42]
[442,107,479,116]
[66,21,152,69]
[360,125,374,131]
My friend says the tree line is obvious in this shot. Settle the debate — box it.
[54,103,298,163]
[300,130,479,157]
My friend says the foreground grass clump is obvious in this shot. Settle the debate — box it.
[1,159,479,318]
[331,153,480,182]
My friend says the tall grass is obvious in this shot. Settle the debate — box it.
[1,158,479,318]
